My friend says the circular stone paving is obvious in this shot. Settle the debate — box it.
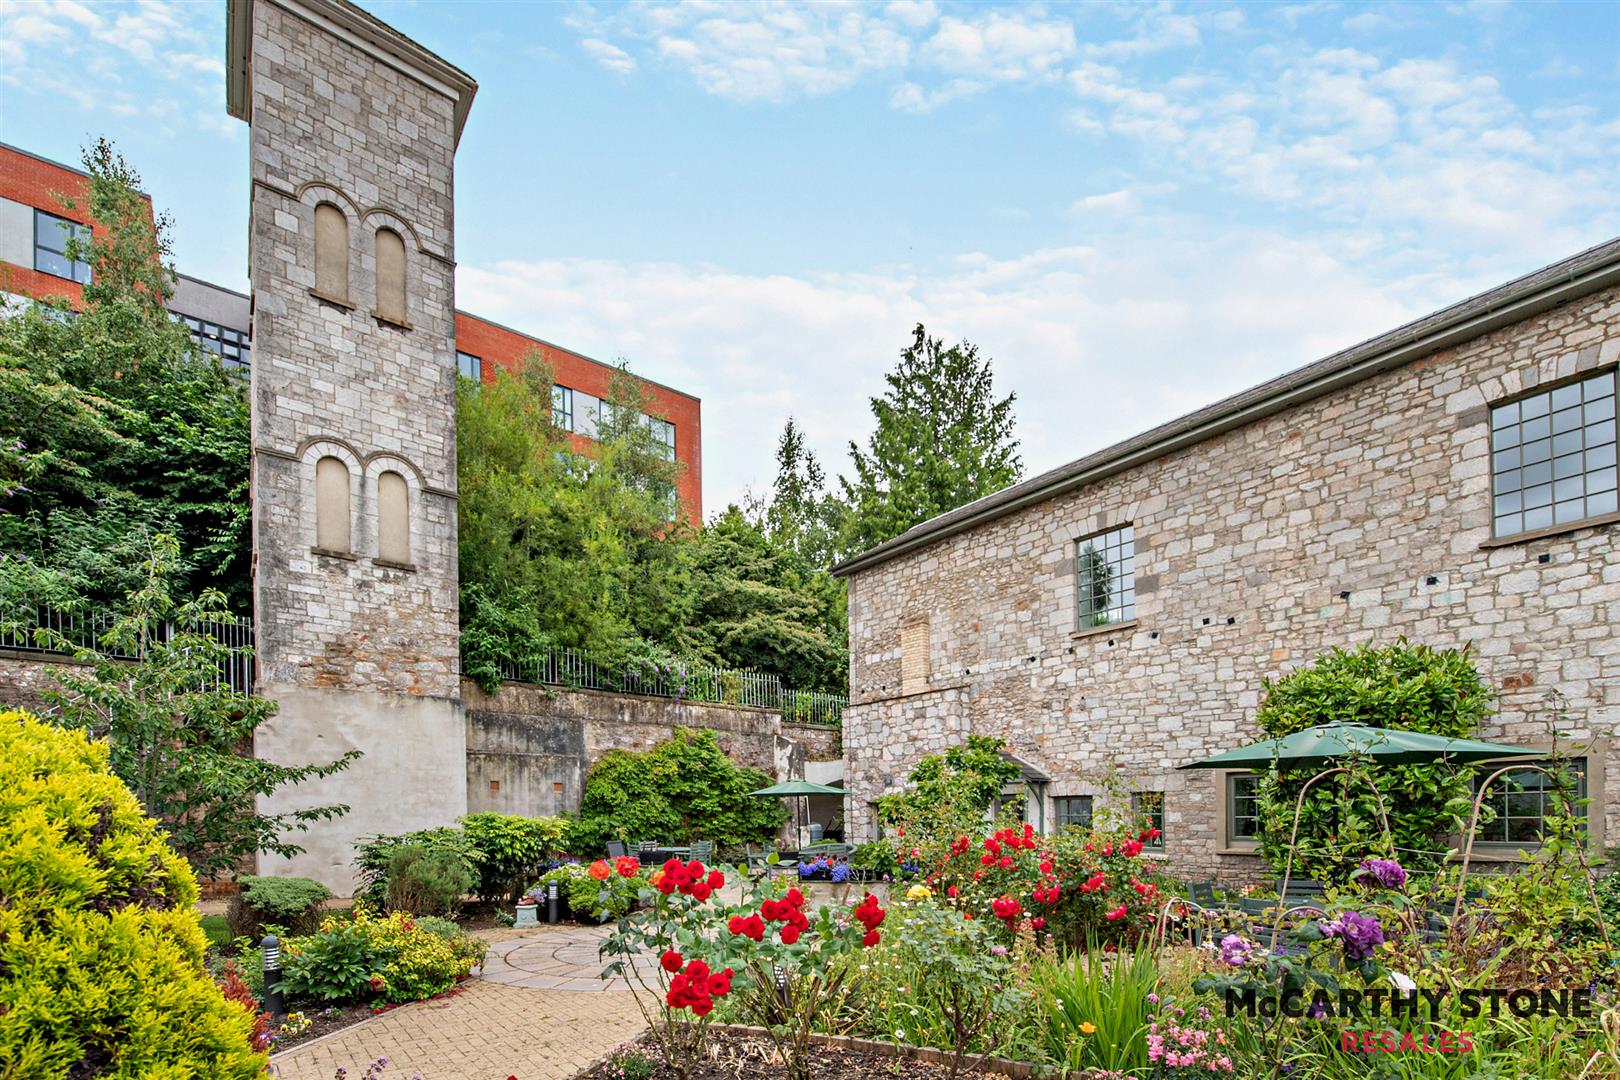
[479,923,659,992]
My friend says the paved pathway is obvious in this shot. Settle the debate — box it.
[268,924,651,1080]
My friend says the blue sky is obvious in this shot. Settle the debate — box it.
[2,0,1618,513]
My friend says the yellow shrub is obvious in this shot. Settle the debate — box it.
[0,710,266,1079]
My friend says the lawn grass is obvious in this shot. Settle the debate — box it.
[199,913,231,948]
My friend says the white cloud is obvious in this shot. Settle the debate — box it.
[582,38,637,75]
[919,11,1075,81]
[1069,189,1136,214]
[456,224,1449,514]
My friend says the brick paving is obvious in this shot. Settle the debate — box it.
[268,925,651,1080]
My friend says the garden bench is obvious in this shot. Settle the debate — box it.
[605,841,628,858]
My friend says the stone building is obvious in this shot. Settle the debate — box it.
[227,0,478,889]
[834,239,1620,883]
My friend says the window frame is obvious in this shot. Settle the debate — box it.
[456,351,483,383]
[34,209,92,283]
[553,385,575,431]
[1052,794,1094,831]
[1486,367,1618,543]
[1217,770,1262,853]
[1130,790,1165,850]
[1074,523,1136,632]
[1469,755,1594,854]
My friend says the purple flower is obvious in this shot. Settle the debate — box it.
[1219,934,1254,967]
[1357,858,1407,890]
[1320,910,1385,961]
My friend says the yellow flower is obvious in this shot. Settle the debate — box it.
[1079,1022,1096,1036]
[906,884,933,901]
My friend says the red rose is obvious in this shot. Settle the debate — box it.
[708,869,726,890]
[707,974,731,997]
[745,915,766,941]
[980,852,995,867]
[690,882,712,901]
[1106,903,1127,921]
[780,924,801,945]
[690,998,714,1017]
[685,959,710,980]
[1039,860,1054,875]
[997,856,1014,869]
[686,859,705,879]
[862,930,881,947]
[727,916,746,935]
[761,898,784,921]
[660,950,683,972]
[784,887,805,908]
[948,885,958,898]
[984,838,1001,855]
[1032,917,1046,929]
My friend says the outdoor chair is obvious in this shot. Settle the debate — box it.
[745,844,771,882]
[605,841,627,859]
[689,840,714,864]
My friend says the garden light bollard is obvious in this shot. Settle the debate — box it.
[261,935,284,1017]
[547,882,560,923]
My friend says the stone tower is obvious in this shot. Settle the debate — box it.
[226,0,477,891]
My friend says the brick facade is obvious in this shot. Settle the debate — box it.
[840,258,1620,883]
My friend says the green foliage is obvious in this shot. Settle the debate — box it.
[877,735,1022,842]
[671,506,846,694]
[383,844,473,917]
[280,908,479,1006]
[868,897,1032,1073]
[280,922,376,1004]
[749,417,846,571]
[461,812,571,904]
[837,323,1021,557]
[227,874,332,939]
[571,728,786,853]
[0,709,266,1078]
[1253,639,1494,882]
[538,863,646,921]
[0,139,250,611]
[353,827,475,907]
[1031,945,1158,1073]
[456,358,694,692]
[35,534,358,878]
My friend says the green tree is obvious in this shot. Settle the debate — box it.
[838,324,1021,557]
[456,357,694,690]
[753,417,844,571]
[0,140,251,610]
[675,506,846,693]
[1252,639,1495,882]
[570,728,786,853]
[877,735,1023,842]
[34,533,359,878]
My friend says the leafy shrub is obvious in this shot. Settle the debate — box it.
[226,874,332,939]
[570,728,785,854]
[537,861,647,921]
[1253,639,1494,881]
[1032,945,1158,1073]
[280,922,377,1003]
[876,736,1022,842]
[0,709,266,1078]
[413,915,489,971]
[383,843,473,917]
[461,812,570,904]
[353,826,475,906]
[280,908,480,1006]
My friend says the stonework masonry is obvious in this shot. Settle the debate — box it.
[233,0,478,891]
[841,269,1620,884]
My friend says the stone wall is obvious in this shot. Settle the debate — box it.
[240,0,475,892]
[844,282,1620,883]
[464,679,844,818]
[0,652,79,715]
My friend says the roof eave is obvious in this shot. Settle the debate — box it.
[831,237,1620,579]
[226,0,477,148]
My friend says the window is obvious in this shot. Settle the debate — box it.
[1076,524,1135,629]
[648,416,676,460]
[1226,774,1260,846]
[553,385,574,430]
[1053,795,1093,830]
[1490,370,1617,537]
[173,312,251,372]
[377,470,409,565]
[900,620,930,694]
[374,228,406,324]
[314,456,351,553]
[1131,791,1164,849]
[34,210,92,283]
[313,202,349,302]
[457,351,482,382]
[1474,759,1588,846]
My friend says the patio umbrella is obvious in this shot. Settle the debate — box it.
[1177,722,1531,771]
[750,780,845,847]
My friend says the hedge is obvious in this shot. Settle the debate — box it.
[0,709,265,1078]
